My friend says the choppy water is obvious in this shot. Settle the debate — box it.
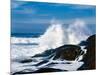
[11,19,92,74]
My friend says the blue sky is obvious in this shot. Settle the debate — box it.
[11,0,96,34]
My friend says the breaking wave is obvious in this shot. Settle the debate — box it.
[37,19,91,50]
[11,19,92,55]
[12,19,90,45]
[11,19,93,74]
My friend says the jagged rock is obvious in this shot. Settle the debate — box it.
[79,34,96,70]
[53,45,82,60]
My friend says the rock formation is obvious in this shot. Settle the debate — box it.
[79,34,96,70]
[53,45,82,60]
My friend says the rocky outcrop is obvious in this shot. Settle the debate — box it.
[12,34,96,75]
[53,45,82,60]
[79,34,96,70]
[32,45,82,61]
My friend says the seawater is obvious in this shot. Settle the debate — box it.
[11,19,92,74]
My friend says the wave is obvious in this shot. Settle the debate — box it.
[11,19,91,45]
[37,19,91,50]
[11,19,92,55]
[11,19,93,74]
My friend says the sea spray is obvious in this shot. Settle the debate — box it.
[37,19,90,52]
[38,23,65,50]
[11,19,91,57]
[66,19,90,44]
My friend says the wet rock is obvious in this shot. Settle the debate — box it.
[32,44,82,61]
[12,68,64,75]
[33,68,65,73]
[19,59,33,63]
[12,71,34,75]
[35,60,49,66]
[32,45,82,61]
[12,57,33,63]
[53,45,82,60]
[79,34,96,70]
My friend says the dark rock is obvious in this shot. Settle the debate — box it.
[79,34,96,70]
[35,60,49,66]
[32,44,82,61]
[12,71,35,75]
[12,68,64,75]
[79,41,88,46]
[33,68,65,73]
[12,58,33,63]
[53,45,82,60]
[19,59,33,63]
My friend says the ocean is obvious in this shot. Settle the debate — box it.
[11,20,92,75]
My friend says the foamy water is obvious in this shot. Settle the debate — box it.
[11,19,92,74]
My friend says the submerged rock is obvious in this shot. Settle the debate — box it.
[19,59,33,63]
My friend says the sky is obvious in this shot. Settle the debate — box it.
[11,0,96,34]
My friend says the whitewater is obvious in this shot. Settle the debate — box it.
[11,19,92,74]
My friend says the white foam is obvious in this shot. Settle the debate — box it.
[11,37,39,44]
[47,61,84,71]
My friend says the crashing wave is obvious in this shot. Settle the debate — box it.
[11,19,93,74]
[11,19,91,55]
[37,19,91,51]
